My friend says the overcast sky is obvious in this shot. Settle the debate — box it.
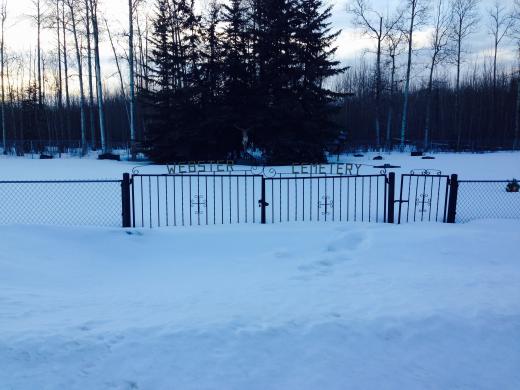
[1,0,517,90]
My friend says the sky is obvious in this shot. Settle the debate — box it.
[1,0,518,92]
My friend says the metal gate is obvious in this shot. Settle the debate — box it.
[397,170,452,224]
[131,173,264,228]
[131,172,390,228]
[264,174,388,224]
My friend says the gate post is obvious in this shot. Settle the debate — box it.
[260,177,267,224]
[121,173,132,228]
[447,174,459,223]
[387,172,396,224]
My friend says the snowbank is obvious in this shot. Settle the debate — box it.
[1,221,519,389]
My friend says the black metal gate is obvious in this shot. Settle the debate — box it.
[131,172,390,228]
[264,174,388,224]
[397,170,451,224]
[131,173,264,228]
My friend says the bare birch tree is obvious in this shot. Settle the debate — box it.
[128,0,139,159]
[424,0,451,150]
[62,0,71,142]
[488,1,514,91]
[349,0,402,147]
[451,0,479,148]
[384,29,404,146]
[87,0,107,153]
[399,0,429,147]
[65,0,87,154]
[85,0,96,148]
[512,0,520,149]
[54,0,64,144]
[1,1,7,153]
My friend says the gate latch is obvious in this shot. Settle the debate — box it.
[258,199,270,207]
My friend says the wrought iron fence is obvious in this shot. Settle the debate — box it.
[456,180,520,223]
[264,174,387,224]
[0,179,125,227]
[131,172,389,228]
[0,170,518,229]
[131,173,263,228]
[397,171,451,224]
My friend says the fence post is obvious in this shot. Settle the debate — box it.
[387,172,396,223]
[121,173,132,228]
[260,177,267,224]
[447,174,459,223]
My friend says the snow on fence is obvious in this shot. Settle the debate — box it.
[0,169,518,228]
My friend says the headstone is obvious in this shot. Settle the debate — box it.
[374,164,401,169]
[40,154,53,160]
[98,153,121,161]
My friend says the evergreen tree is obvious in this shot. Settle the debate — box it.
[248,0,344,163]
[145,0,344,163]
[144,0,172,162]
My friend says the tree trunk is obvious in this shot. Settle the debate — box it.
[399,2,416,148]
[68,0,87,155]
[1,6,6,154]
[455,23,462,149]
[56,0,64,149]
[386,53,396,148]
[85,0,96,149]
[90,0,108,153]
[105,18,129,124]
[62,2,71,144]
[128,0,136,159]
[515,72,520,150]
[374,17,382,148]
[36,0,42,108]
[424,59,435,150]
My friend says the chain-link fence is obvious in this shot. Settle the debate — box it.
[456,180,520,223]
[0,180,124,227]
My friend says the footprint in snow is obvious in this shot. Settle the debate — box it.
[296,255,351,279]
[326,231,367,253]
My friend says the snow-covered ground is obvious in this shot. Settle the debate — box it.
[1,221,520,389]
[1,151,519,180]
[0,153,519,388]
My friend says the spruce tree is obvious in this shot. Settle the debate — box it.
[248,0,344,163]
[145,0,344,163]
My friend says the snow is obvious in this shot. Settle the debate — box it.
[1,150,519,180]
[1,220,520,389]
[0,152,519,388]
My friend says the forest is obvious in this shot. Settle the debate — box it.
[0,0,519,163]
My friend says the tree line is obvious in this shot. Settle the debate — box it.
[0,0,143,157]
[339,0,520,151]
[0,0,519,162]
